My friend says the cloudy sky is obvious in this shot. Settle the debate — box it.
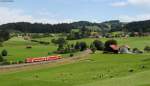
[0,0,150,24]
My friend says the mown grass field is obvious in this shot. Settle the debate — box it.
[0,36,150,86]
[0,37,57,61]
[0,53,150,86]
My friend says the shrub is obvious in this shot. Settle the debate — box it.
[0,54,4,62]
[31,40,50,45]
[18,60,24,64]
[79,42,87,51]
[12,61,18,64]
[74,42,80,50]
[128,69,134,72]
[1,49,8,56]
[2,61,10,65]
[90,43,97,53]
[93,40,104,50]
[70,53,74,57]
[0,42,3,47]
[57,44,64,51]
[144,46,150,52]
[51,39,57,44]
[133,48,139,52]
[26,45,32,49]
[133,48,143,54]
[53,38,67,45]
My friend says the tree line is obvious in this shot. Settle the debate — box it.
[0,20,124,33]
[0,21,93,33]
[0,20,150,34]
[124,20,150,33]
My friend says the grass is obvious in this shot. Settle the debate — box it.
[0,36,150,86]
[0,52,150,86]
[0,36,149,61]
[0,37,73,61]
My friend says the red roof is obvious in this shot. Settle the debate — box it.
[110,45,119,50]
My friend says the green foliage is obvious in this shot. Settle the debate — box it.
[31,40,50,45]
[67,26,91,40]
[90,43,97,53]
[70,53,74,57]
[144,46,150,52]
[57,44,64,51]
[0,30,10,43]
[79,42,87,51]
[93,40,104,50]
[1,49,8,56]
[0,22,73,33]
[75,42,80,50]
[0,42,3,47]
[104,39,118,53]
[0,54,4,62]
[26,45,32,49]
[125,20,150,33]
[67,32,82,40]
[53,38,67,45]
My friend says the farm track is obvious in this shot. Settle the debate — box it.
[0,49,92,73]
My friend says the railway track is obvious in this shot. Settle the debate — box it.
[0,49,92,71]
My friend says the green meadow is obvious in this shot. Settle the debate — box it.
[0,36,149,62]
[0,52,150,86]
[0,36,150,86]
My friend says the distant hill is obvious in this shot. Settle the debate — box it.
[124,20,150,32]
[0,20,149,33]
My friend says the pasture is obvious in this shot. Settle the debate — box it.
[0,36,150,86]
[0,52,150,86]
[0,36,149,61]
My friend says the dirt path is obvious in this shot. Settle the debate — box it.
[0,49,92,73]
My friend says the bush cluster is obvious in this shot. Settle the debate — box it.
[144,46,150,52]
[1,49,8,56]
[31,40,50,45]
[93,40,104,50]
[26,45,32,49]
[55,41,87,54]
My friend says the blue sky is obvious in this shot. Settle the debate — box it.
[0,0,150,24]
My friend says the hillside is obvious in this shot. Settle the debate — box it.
[125,20,150,32]
[0,20,125,33]
[0,50,150,86]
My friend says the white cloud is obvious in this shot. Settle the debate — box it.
[0,7,75,25]
[110,1,128,7]
[118,14,150,22]
[128,0,150,5]
[0,7,34,24]
[111,0,150,7]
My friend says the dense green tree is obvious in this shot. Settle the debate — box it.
[57,44,64,51]
[56,38,67,45]
[74,42,80,50]
[104,39,118,53]
[1,49,8,56]
[79,42,87,51]
[0,30,10,43]
[144,46,150,52]
[0,55,4,62]
[124,20,150,33]
[93,40,104,50]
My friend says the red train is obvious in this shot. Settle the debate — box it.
[25,55,62,63]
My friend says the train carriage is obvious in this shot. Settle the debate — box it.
[25,55,62,63]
